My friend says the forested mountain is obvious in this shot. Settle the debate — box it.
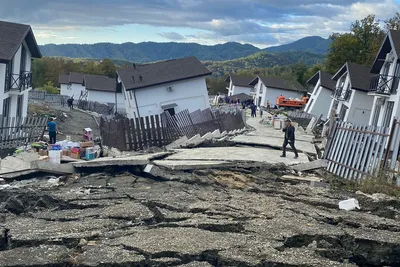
[264,36,332,54]
[204,51,326,76]
[39,36,330,63]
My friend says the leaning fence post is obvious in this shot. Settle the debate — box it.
[383,119,397,170]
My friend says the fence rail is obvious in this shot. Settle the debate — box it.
[28,91,69,106]
[100,108,245,151]
[0,116,47,149]
[324,121,391,180]
[77,100,114,115]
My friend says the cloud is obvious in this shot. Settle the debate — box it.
[158,32,185,41]
[1,0,399,46]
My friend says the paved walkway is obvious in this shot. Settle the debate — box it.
[232,115,317,155]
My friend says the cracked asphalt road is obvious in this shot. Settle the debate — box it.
[0,165,400,267]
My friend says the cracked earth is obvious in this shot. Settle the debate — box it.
[0,165,400,267]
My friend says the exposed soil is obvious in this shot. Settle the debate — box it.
[0,164,399,267]
[28,104,100,142]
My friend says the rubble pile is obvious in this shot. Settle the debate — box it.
[0,165,399,267]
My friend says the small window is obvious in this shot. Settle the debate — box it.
[67,84,72,90]
[129,91,133,100]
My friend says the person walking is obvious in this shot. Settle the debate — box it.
[48,118,57,144]
[259,106,263,118]
[267,100,271,110]
[67,96,74,110]
[281,118,298,159]
[250,103,257,117]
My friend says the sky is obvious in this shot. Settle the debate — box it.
[1,0,400,48]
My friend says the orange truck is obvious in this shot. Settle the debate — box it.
[276,95,309,108]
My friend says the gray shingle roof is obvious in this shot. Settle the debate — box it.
[230,93,252,101]
[0,20,41,62]
[249,76,307,92]
[307,71,335,91]
[225,75,254,88]
[333,62,372,92]
[84,74,116,92]
[59,74,69,85]
[69,72,85,84]
[117,56,211,90]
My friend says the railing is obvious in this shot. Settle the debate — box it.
[369,74,399,95]
[250,88,256,95]
[7,72,32,92]
[332,86,351,101]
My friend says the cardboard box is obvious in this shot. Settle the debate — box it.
[80,141,94,148]
[38,149,48,156]
[70,153,80,159]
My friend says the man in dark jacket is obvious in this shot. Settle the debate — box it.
[281,118,298,159]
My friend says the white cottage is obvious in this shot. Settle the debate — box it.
[0,20,41,117]
[59,72,85,99]
[368,30,400,129]
[305,71,335,118]
[224,74,254,96]
[249,76,306,107]
[329,62,374,124]
[116,56,211,118]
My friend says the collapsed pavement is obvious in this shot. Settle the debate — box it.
[0,162,400,267]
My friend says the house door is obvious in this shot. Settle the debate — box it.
[165,108,175,116]
[2,97,10,117]
[372,105,381,126]
[339,105,348,121]
[258,97,262,106]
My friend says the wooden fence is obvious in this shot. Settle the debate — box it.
[77,100,114,115]
[0,116,47,149]
[324,121,391,180]
[100,108,245,151]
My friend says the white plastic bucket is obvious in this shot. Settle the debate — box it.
[49,150,61,164]
[339,198,360,211]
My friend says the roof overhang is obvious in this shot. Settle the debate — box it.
[371,34,394,74]
[306,71,320,86]
[248,77,259,86]
[224,75,231,83]
[332,63,348,81]
[161,103,178,109]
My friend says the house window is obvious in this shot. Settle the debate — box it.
[129,91,133,100]
[392,62,400,94]
[332,100,339,110]
[67,84,72,90]
[339,105,348,121]
[16,95,23,117]
[371,105,381,126]
[2,97,10,118]
[4,60,13,93]
[258,97,262,106]
[382,101,394,128]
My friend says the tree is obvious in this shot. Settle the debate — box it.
[99,59,117,78]
[385,12,400,31]
[325,14,384,73]
[40,81,59,94]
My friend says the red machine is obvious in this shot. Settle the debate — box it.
[276,95,309,108]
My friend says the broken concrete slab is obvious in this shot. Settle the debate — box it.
[201,132,213,141]
[72,152,171,168]
[280,175,322,183]
[187,134,203,146]
[166,136,189,150]
[291,159,328,172]
[212,129,221,139]
[0,152,40,175]
[169,147,309,165]
[153,160,235,171]
[31,161,76,174]
[221,131,228,137]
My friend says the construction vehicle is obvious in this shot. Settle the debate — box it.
[276,95,309,109]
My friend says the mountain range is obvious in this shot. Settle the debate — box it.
[39,36,332,63]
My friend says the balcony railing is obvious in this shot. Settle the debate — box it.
[250,88,256,95]
[6,72,32,93]
[332,86,351,101]
[369,74,399,95]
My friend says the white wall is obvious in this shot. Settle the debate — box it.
[231,85,252,96]
[305,85,332,118]
[0,41,32,117]
[347,90,374,124]
[87,90,125,112]
[124,77,210,118]
[253,79,303,107]
[60,83,85,98]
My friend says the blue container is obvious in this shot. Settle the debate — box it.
[85,147,95,161]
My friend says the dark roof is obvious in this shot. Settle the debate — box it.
[117,56,211,90]
[307,71,335,91]
[371,30,400,73]
[332,62,372,92]
[230,93,252,101]
[0,20,41,63]
[69,72,85,84]
[249,76,307,92]
[59,74,69,85]
[84,75,116,92]
[224,75,254,88]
